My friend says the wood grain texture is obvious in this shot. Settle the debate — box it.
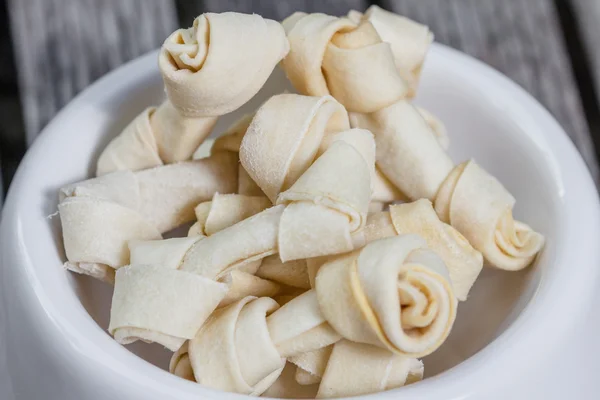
[7,0,178,144]
[6,0,599,182]
[176,0,367,26]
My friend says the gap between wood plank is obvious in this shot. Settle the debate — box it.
[554,0,600,171]
[0,0,26,200]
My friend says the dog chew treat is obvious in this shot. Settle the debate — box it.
[365,108,448,205]
[267,291,338,387]
[281,12,452,200]
[180,205,284,279]
[267,290,342,359]
[185,293,338,396]
[96,102,218,176]
[133,153,238,233]
[170,295,334,391]
[372,167,407,204]
[291,346,333,386]
[316,235,457,358]
[276,129,374,261]
[97,12,289,176]
[160,13,289,117]
[186,193,273,278]
[364,200,483,301]
[282,13,407,114]
[58,196,161,284]
[189,297,286,395]
[240,94,350,203]
[219,270,281,307]
[212,114,255,154]
[129,236,202,271]
[351,101,454,201]
[210,113,266,196]
[108,263,227,351]
[271,294,424,391]
[279,239,439,388]
[268,263,426,390]
[109,233,281,349]
[256,256,311,290]
[189,193,271,237]
[347,5,433,97]
[284,13,544,271]
[316,340,424,398]
[177,288,424,396]
[435,160,545,271]
[58,172,161,283]
[59,153,237,281]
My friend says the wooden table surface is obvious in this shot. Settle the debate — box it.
[2,0,600,207]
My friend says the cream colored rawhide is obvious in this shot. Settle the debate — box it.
[276,129,374,261]
[364,199,483,301]
[57,7,551,399]
[60,154,239,281]
[316,340,424,398]
[189,297,285,395]
[316,235,457,358]
[240,93,350,203]
[108,196,285,349]
[282,12,407,113]
[282,11,544,270]
[209,113,266,196]
[97,12,289,175]
[109,262,227,351]
[347,5,433,97]
[435,160,545,271]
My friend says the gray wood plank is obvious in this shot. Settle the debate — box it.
[0,0,25,204]
[7,0,599,183]
[176,0,368,26]
[7,0,178,144]
[380,0,599,182]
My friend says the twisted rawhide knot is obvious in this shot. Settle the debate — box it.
[96,101,219,176]
[282,13,452,204]
[240,93,350,203]
[347,5,433,97]
[162,16,210,72]
[435,160,545,271]
[284,13,544,270]
[364,199,483,301]
[170,235,454,396]
[282,13,407,113]
[108,198,287,352]
[189,297,286,395]
[160,12,289,118]
[97,12,289,176]
[316,235,457,358]
[59,153,237,281]
[275,128,375,261]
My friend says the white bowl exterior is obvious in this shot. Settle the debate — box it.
[1,45,600,400]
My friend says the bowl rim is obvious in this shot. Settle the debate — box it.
[2,43,600,399]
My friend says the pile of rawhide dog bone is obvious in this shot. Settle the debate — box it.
[57,6,544,399]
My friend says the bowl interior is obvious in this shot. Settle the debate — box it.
[41,47,558,383]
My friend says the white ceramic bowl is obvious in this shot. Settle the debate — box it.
[1,44,600,400]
